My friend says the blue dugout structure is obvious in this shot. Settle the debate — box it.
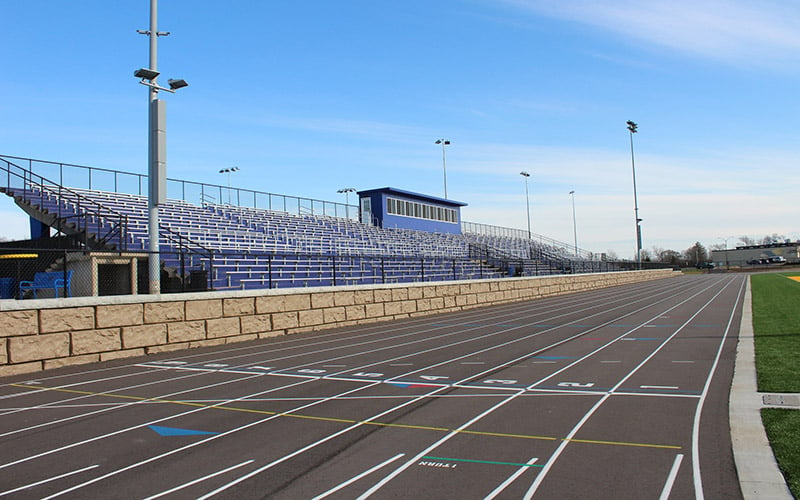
[357,187,466,235]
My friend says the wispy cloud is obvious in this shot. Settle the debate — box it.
[500,0,800,69]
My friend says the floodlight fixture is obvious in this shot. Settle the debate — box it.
[134,68,160,80]
[435,138,451,198]
[520,171,532,239]
[168,78,189,90]
[627,119,642,267]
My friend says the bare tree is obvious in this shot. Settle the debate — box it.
[683,242,708,266]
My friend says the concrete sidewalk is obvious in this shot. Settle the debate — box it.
[730,279,793,499]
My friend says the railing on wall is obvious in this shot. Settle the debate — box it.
[461,220,596,260]
[0,155,358,221]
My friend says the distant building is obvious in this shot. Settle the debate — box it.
[357,187,466,235]
[711,242,799,266]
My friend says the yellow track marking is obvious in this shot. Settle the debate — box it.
[11,383,680,450]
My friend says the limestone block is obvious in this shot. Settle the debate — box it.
[333,291,355,306]
[96,304,143,328]
[44,353,100,370]
[71,328,121,354]
[416,298,432,312]
[323,307,346,324]
[407,287,423,300]
[345,305,366,321]
[147,343,190,354]
[39,307,94,333]
[255,295,285,314]
[122,324,167,349]
[271,312,299,330]
[373,289,392,303]
[185,299,222,320]
[283,294,311,311]
[0,361,42,377]
[382,301,401,315]
[365,303,384,318]
[390,288,409,301]
[224,333,259,344]
[298,309,324,327]
[9,333,70,362]
[100,348,145,361]
[311,292,334,309]
[206,317,241,338]
[0,338,6,364]
[188,338,226,349]
[0,310,38,337]
[240,314,271,334]
[168,321,206,343]
[353,290,374,304]
[145,302,184,324]
[223,298,255,317]
[399,300,417,314]
[258,331,285,340]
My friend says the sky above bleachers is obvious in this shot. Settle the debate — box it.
[2,1,798,258]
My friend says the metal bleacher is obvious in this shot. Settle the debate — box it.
[0,155,626,293]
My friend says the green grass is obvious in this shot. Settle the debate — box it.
[761,408,800,497]
[750,273,800,393]
[750,273,800,498]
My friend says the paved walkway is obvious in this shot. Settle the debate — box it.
[730,280,793,499]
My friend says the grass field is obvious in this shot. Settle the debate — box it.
[750,272,800,498]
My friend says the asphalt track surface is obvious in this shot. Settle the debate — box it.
[0,273,746,499]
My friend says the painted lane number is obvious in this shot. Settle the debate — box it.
[558,382,595,388]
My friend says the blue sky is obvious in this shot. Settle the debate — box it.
[2,0,798,258]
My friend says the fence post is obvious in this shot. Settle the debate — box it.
[332,255,337,287]
[63,249,69,298]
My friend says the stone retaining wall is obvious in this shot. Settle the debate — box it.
[0,269,677,376]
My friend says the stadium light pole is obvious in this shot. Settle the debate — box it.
[135,0,188,294]
[219,167,239,204]
[627,120,642,269]
[570,190,578,256]
[520,171,531,239]
[435,139,450,199]
[337,187,356,218]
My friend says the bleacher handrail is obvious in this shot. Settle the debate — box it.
[0,157,129,251]
[0,154,357,221]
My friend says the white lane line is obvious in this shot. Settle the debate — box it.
[672,360,694,364]
[197,386,451,500]
[483,457,539,500]
[659,454,684,500]
[41,380,381,500]
[10,277,698,494]
[311,453,406,500]
[600,360,621,363]
[0,370,266,442]
[523,276,738,499]
[640,385,680,390]
[356,389,527,500]
[0,375,311,473]
[1,274,685,399]
[692,276,746,499]
[142,460,254,500]
[0,464,99,496]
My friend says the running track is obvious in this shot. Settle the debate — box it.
[0,274,745,499]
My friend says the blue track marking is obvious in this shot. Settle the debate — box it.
[148,425,218,437]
